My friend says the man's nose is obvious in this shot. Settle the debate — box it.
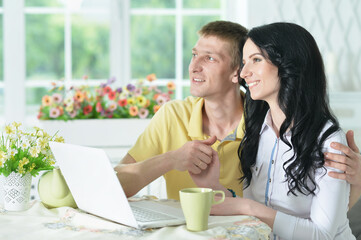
[189,58,202,73]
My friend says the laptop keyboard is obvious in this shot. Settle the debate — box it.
[131,205,177,222]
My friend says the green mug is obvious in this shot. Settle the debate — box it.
[179,188,225,231]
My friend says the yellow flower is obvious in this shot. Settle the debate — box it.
[43,132,50,139]
[37,138,48,148]
[29,163,36,172]
[18,166,25,174]
[136,96,147,107]
[0,150,6,161]
[5,124,15,135]
[19,157,30,167]
[12,122,22,129]
[127,97,136,105]
[55,136,65,143]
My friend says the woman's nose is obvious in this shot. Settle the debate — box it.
[240,64,252,79]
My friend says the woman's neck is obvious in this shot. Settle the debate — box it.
[268,103,286,138]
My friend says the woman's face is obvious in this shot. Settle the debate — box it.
[240,39,280,104]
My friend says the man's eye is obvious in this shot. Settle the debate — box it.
[208,56,215,61]
[192,53,197,57]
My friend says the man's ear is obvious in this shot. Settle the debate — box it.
[231,67,240,83]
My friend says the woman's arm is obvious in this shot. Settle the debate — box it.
[210,197,277,228]
[211,130,352,239]
[211,173,350,240]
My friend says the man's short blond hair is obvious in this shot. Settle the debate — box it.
[198,21,248,69]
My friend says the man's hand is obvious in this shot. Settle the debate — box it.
[170,136,217,174]
[325,130,361,186]
[190,149,220,188]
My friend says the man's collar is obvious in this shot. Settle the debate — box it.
[188,96,245,140]
[188,98,204,138]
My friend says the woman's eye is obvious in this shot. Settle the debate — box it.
[253,57,261,62]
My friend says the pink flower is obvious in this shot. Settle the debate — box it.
[49,108,61,118]
[52,93,63,103]
[138,108,149,119]
[68,110,77,118]
[108,102,117,112]
[156,95,168,105]
[134,88,142,96]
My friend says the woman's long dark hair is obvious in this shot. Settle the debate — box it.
[238,22,340,196]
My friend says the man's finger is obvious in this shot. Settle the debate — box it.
[324,152,348,164]
[330,142,354,157]
[325,159,355,174]
[346,130,360,153]
[200,136,217,146]
[189,165,202,174]
[328,171,347,180]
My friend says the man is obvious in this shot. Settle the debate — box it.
[115,21,361,204]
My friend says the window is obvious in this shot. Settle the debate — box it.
[25,0,111,115]
[0,1,3,116]
[130,0,222,99]
[1,0,225,124]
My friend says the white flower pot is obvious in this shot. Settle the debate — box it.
[3,172,32,211]
[39,119,151,147]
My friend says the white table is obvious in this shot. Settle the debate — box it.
[0,199,271,240]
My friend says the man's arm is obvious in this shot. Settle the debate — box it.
[115,153,174,197]
[114,136,217,198]
[325,130,361,208]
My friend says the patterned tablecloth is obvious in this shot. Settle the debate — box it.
[0,197,271,240]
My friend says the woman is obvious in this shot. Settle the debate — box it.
[209,22,355,239]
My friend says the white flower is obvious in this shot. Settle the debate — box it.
[64,95,74,105]
[65,104,74,112]
[9,148,18,157]
[37,137,48,148]
[20,139,30,150]
[30,146,41,158]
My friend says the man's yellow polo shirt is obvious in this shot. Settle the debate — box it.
[128,96,244,200]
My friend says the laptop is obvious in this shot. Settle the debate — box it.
[49,141,185,229]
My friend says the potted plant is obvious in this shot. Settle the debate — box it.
[37,74,175,153]
[0,122,64,211]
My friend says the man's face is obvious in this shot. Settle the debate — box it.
[188,35,238,100]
